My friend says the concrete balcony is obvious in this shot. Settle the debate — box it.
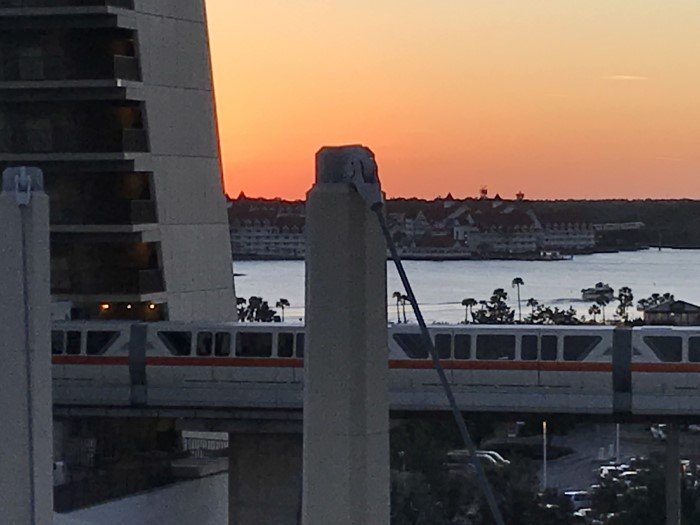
[51,199,157,227]
[0,54,140,83]
[51,267,164,296]
[0,126,148,154]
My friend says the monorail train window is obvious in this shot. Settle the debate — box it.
[689,338,700,363]
[278,333,294,358]
[86,331,119,356]
[435,334,451,359]
[563,336,602,361]
[52,331,65,355]
[644,336,682,363]
[296,333,305,358]
[215,332,231,356]
[196,332,213,356]
[541,336,558,361]
[476,335,515,360]
[66,331,81,355]
[454,334,471,359]
[521,335,538,361]
[236,332,273,357]
[157,331,192,356]
[393,333,429,359]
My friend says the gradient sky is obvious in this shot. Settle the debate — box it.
[206,0,700,200]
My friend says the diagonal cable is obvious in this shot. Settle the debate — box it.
[374,209,506,525]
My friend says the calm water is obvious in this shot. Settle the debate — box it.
[233,249,700,324]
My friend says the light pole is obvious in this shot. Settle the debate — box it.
[542,420,548,491]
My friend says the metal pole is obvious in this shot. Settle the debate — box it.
[615,423,620,463]
[666,423,681,525]
[542,420,548,491]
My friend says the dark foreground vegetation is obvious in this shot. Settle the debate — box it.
[390,418,700,525]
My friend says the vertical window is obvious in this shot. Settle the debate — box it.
[51,331,65,355]
[196,332,213,356]
[296,333,305,358]
[689,337,700,363]
[215,332,231,356]
[66,331,82,355]
[435,334,451,359]
[521,335,537,361]
[278,333,294,358]
[541,336,558,361]
[476,335,515,360]
[454,334,471,360]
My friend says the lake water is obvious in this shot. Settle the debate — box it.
[233,249,700,324]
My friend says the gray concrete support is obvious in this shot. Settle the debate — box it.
[303,146,390,524]
[666,423,681,525]
[228,433,303,525]
[0,169,53,524]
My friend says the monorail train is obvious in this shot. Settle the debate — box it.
[51,322,700,416]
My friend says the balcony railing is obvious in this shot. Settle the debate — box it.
[0,126,148,154]
[0,0,133,8]
[0,54,140,82]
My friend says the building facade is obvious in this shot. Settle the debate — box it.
[229,196,305,259]
[0,0,235,321]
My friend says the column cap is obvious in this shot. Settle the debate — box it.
[316,145,378,185]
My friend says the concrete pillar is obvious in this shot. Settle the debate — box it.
[0,168,53,524]
[303,146,390,524]
[666,423,681,525]
[228,433,303,524]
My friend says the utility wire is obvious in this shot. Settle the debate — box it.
[374,209,506,525]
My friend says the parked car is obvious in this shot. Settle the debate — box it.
[651,424,667,441]
[476,450,510,466]
[564,490,592,511]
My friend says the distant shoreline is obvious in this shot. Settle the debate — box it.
[232,246,663,262]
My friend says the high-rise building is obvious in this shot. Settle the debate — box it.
[0,0,235,321]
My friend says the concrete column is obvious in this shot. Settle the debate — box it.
[665,423,681,525]
[303,146,390,524]
[228,433,303,524]
[0,168,53,524]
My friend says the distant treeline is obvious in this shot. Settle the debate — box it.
[529,199,700,249]
[384,197,700,249]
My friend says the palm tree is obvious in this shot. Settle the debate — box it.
[400,295,409,323]
[588,304,602,323]
[246,296,262,322]
[236,297,247,322]
[526,298,539,317]
[616,287,633,321]
[275,298,290,322]
[461,298,477,324]
[392,291,402,323]
[512,277,524,322]
[595,296,610,324]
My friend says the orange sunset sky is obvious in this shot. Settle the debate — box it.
[205,0,700,200]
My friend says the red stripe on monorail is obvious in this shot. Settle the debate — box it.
[52,356,128,366]
[53,357,700,373]
[632,363,700,373]
[389,360,612,372]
